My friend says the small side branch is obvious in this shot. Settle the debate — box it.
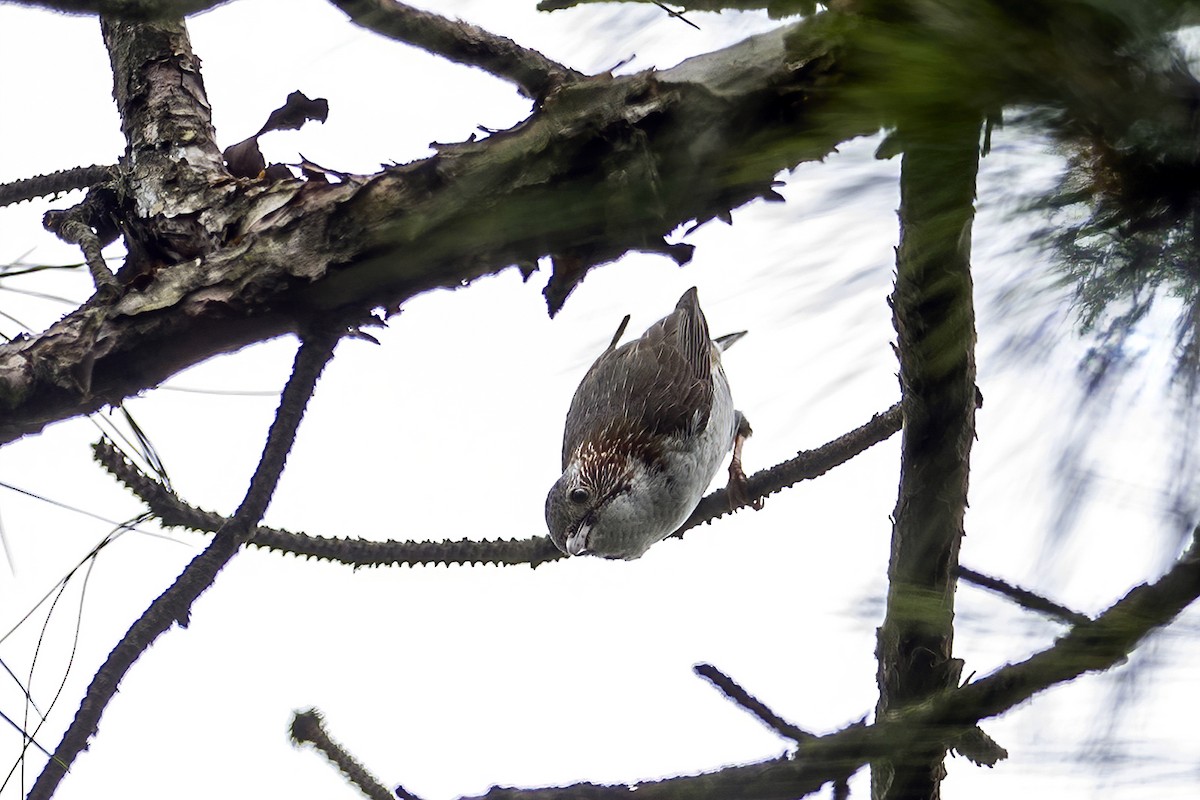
[330,0,584,99]
[0,165,115,208]
[694,663,815,743]
[29,329,341,800]
[43,207,118,296]
[291,708,399,800]
[958,566,1091,626]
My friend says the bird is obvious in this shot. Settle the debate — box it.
[545,287,758,560]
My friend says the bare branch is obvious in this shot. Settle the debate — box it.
[95,402,902,568]
[957,566,1091,626]
[29,329,341,800]
[694,663,816,743]
[330,0,584,99]
[291,708,398,800]
[0,165,116,208]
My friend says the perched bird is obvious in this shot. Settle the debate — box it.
[545,287,757,559]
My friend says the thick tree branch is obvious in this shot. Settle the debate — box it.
[0,16,860,446]
[331,0,584,100]
[7,5,1196,449]
[28,330,340,800]
[94,402,901,567]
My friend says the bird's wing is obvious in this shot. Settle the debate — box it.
[562,289,714,467]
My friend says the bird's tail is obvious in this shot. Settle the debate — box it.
[714,331,747,351]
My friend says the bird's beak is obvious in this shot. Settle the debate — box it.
[566,523,591,556]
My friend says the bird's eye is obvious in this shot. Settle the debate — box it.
[568,487,590,504]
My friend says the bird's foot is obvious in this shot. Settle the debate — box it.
[726,456,762,510]
[726,417,763,511]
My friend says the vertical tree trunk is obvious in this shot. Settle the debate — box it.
[101,16,226,273]
[873,117,981,800]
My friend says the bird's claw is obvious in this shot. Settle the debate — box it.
[726,455,763,511]
[726,416,762,511]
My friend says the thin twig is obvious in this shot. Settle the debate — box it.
[95,402,904,568]
[0,165,115,208]
[653,2,701,31]
[29,329,341,800]
[291,708,400,800]
[694,663,815,743]
[330,0,584,99]
[957,566,1091,626]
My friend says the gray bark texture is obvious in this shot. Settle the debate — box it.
[0,14,863,445]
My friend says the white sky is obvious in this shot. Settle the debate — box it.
[0,1,1197,799]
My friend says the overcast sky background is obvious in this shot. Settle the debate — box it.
[0,1,1198,799]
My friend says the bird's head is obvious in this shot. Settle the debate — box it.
[545,442,666,560]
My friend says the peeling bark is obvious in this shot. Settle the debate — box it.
[0,17,864,445]
[101,17,229,272]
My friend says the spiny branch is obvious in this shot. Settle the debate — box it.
[330,0,584,100]
[677,401,902,534]
[0,165,115,208]
[95,402,903,568]
[291,708,398,800]
[95,399,1085,634]
[29,329,341,800]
